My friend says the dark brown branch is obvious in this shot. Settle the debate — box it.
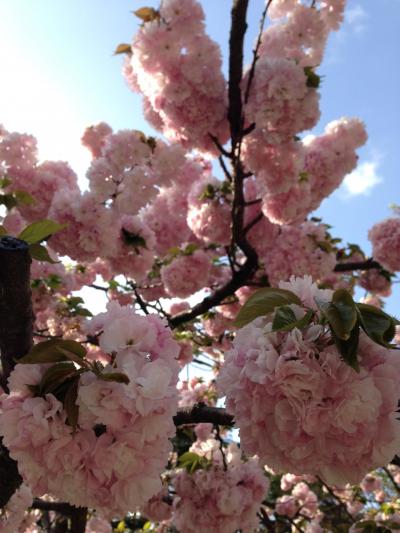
[334,258,383,272]
[244,212,263,234]
[0,237,33,507]
[89,283,108,292]
[32,500,87,533]
[173,403,234,427]
[169,257,256,328]
[170,0,260,329]
[209,133,232,158]
[228,0,249,146]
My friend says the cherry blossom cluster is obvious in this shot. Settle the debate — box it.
[217,276,400,486]
[262,220,337,286]
[172,437,268,533]
[243,117,367,225]
[0,303,180,517]
[369,216,400,273]
[125,0,228,153]
[0,126,79,222]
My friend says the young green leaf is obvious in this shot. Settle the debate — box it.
[317,289,357,341]
[99,372,130,384]
[331,321,360,372]
[18,339,86,364]
[272,307,313,332]
[357,303,399,347]
[234,288,301,328]
[18,219,67,245]
[29,243,60,264]
[178,452,207,474]
[39,362,79,395]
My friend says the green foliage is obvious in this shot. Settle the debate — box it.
[233,287,301,328]
[29,243,59,263]
[18,338,87,364]
[272,306,313,332]
[178,451,209,474]
[18,219,66,244]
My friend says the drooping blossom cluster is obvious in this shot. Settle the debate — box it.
[263,220,337,286]
[217,276,400,485]
[187,176,232,246]
[172,437,268,533]
[0,303,180,517]
[368,216,400,273]
[125,0,228,153]
[243,117,367,225]
[0,126,79,222]
[160,249,212,298]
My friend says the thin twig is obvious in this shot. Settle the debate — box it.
[218,156,233,182]
[243,0,272,104]
[214,424,228,471]
[334,258,383,272]
[383,466,400,495]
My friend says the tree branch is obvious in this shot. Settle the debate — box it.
[228,0,249,146]
[173,403,234,427]
[334,258,384,272]
[0,236,33,507]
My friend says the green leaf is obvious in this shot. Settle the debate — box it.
[19,339,87,364]
[0,225,7,236]
[29,243,59,263]
[234,288,301,328]
[39,362,79,394]
[178,451,207,474]
[57,347,88,366]
[18,219,67,244]
[331,321,360,371]
[272,307,313,332]
[14,190,35,205]
[113,43,132,55]
[63,377,80,431]
[199,183,215,201]
[183,243,198,255]
[272,306,296,330]
[317,289,357,341]
[357,303,399,347]
[99,372,130,384]
[133,7,159,22]
[0,177,11,188]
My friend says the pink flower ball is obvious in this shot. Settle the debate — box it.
[160,250,211,298]
[369,217,400,272]
[0,303,180,518]
[217,276,400,486]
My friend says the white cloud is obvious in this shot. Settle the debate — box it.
[342,160,382,196]
[345,4,368,33]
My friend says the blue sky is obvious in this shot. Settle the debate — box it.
[0,0,399,313]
